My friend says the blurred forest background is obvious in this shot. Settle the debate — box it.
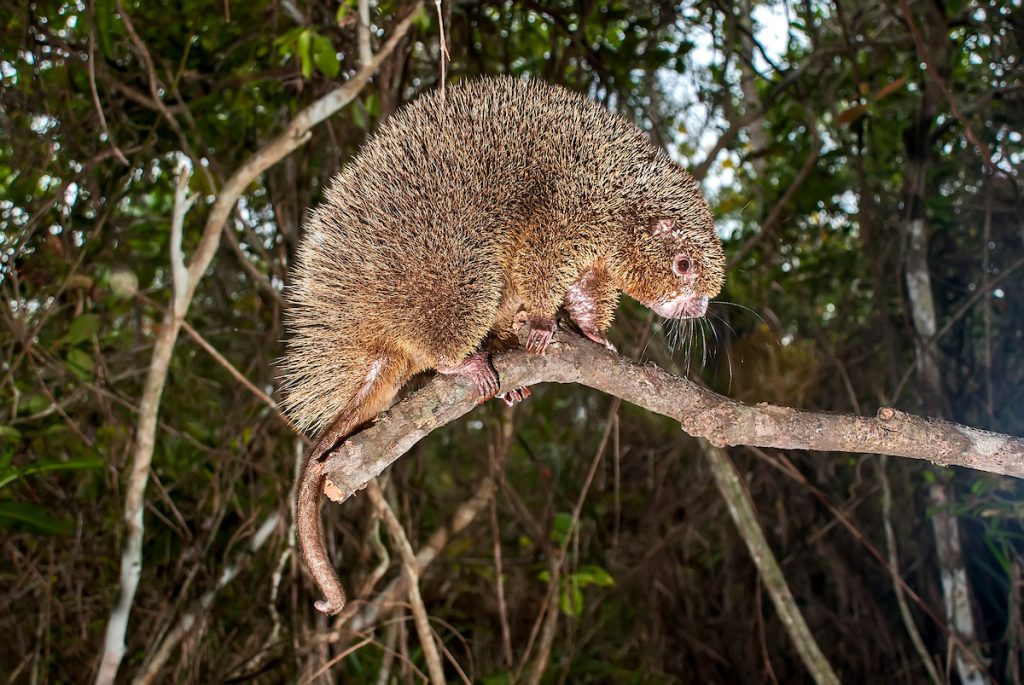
[2,0,1023,682]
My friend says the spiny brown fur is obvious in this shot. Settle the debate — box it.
[282,76,725,613]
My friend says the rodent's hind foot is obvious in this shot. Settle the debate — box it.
[501,387,532,406]
[525,315,557,354]
[438,352,500,402]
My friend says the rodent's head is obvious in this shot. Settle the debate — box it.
[612,164,725,319]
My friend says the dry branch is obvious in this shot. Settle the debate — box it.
[94,8,422,682]
[365,482,446,685]
[343,472,498,636]
[321,330,1024,500]
[701,441,839,685]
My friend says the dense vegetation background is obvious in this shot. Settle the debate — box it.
[2,0,1023,682]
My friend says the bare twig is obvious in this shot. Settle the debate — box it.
[701,442,839,685]
[746,446,945,625]
[86,0,129,166]
[135,291,290,427]
[221,226,287,308]
[434,0,448,102]
[113,0,207,186]
[343,472,498,635]
[880,457,943,684]
[358,0,373,66]
[358,508,391,599]
[489,497,513,666]
[366,482,446,685]
[306,636,376,683]
[179,320,290,427]
[375,621,399,685]
[524,555,561,685]
[489,411,515,666]
[517,397,621,681]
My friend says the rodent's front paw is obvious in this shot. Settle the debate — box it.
[579,325,617,353]
[525,316,557,354]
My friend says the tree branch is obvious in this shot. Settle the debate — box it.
[342,472,498,636]
[95,165,195,685]
[322,331,1024,501]
[701,441,839,685]
[365,482,446,685]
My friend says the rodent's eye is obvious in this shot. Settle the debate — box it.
[673,253,696,279]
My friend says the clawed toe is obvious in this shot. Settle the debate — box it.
[476,373,500,402]
[501,386,532,406]
[525,316,557,355]
[581,327,617,353]
[526,330,551,354]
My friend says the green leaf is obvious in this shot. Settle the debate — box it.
[365,93,380,117]
[298,29,312,79]
[0,456,103,490]
[559,581,584,617]
[335,0,358,23]
[414,4,431,32]
[68,314,101,345]
[31,456,104,474]
[311,33,339,78]
[0,426,21,443]
[66,348,94,380]
[18,394,50,416]
[575,564,615,587]
[550,511,572,544]
[352,100,367,129]
[274,26,304,52]
[95,0,115,58]
[0,501,72,535]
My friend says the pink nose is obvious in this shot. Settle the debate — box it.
[652,293,709,319]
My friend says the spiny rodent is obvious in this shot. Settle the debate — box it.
[282,76,726,614]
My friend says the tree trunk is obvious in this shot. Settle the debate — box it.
[900,3,986,683]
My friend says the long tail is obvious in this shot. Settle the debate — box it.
[296,354,408,615]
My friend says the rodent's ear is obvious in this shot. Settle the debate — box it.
[651,218,675,238]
